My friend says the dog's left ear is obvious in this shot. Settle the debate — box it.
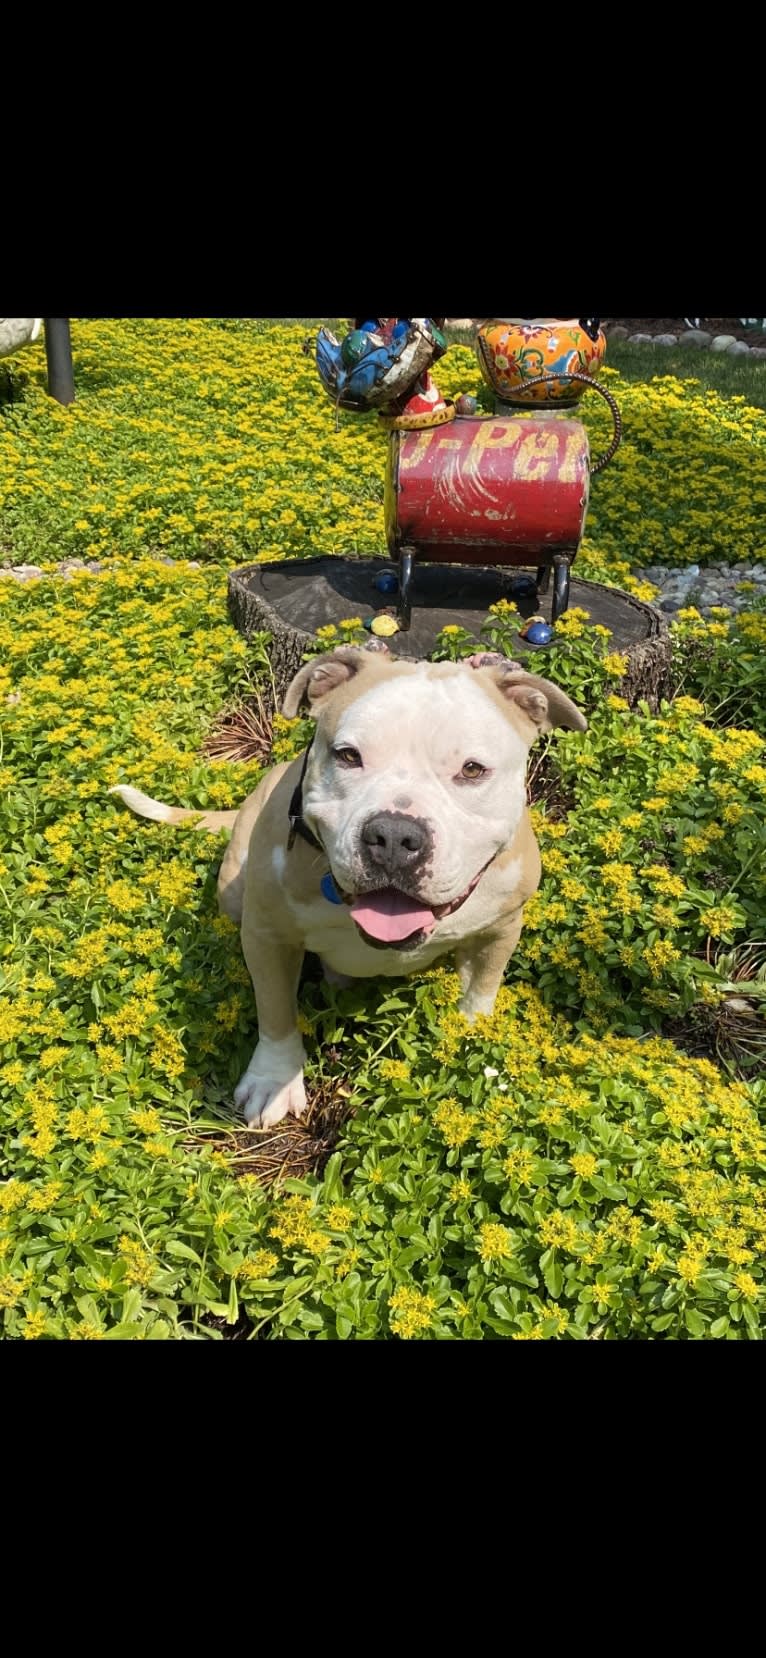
[282,644,389,717]
[489,666,588,734]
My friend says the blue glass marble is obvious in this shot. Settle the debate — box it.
[373,570,399,594]
[525,621,554,646]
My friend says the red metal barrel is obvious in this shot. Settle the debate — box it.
[384,414,590,565]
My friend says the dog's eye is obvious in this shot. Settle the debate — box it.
[333,745,362,768]
[460,759,489,780]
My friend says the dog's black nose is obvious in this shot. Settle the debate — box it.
[361,812,429,877]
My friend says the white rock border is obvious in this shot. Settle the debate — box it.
[0,556,202,583]
[603,323,766,359]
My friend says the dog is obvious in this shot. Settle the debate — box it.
[111,646,586,1128]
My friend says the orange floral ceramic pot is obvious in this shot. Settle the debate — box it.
[476,318,607,407]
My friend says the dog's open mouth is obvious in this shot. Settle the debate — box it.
[349,890,437,946]
[344,864,489,948]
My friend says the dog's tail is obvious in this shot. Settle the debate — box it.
[109,785,238,833]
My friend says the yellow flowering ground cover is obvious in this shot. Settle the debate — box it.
[0,321,764,1339]
[2,320,764,581]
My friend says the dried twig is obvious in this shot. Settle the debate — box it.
[202,689,273,766]
[186,1076,355,1190]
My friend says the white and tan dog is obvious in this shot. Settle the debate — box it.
[112,646,586,1128]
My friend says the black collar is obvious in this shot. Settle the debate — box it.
[287,740,323,852]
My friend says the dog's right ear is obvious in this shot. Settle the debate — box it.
[282,647,367,717]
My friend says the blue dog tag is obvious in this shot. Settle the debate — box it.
[321,873,343,905]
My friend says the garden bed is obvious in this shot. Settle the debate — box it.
[0,321,764,1341]
[228,557,671,708]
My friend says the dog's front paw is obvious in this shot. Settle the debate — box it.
[457,989,498,1023]
[237,1073,308,1129]
[234,1034,307,1129]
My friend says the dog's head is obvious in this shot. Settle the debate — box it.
[283,646,586,949]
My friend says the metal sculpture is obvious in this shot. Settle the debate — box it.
[310,316,622,633]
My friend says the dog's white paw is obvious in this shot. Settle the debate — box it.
[234,1034,307,1129]
[237,1072,308,1129]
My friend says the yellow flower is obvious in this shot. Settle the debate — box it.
[237,1251,279,1280]
[27,1180,63,1213]
[644,865,686,898]
[325,1204,354,1232]
[152,867,198,907]
[378,1058,410,1083]
[132,1108,163,1137]
[335,1250,360,1280]
[0,1180,26,1213]
[149,1028,186,1079]
[699,905,740,939]
[449,1176,473,1202]
[542,848,567,875]
[65,1105,109,1142]
[539,1211,580,1251]
[389,1285,436,1339]
[478,1221,514,1262]
[269,1196,328,1254]
[105,879,145,915]
[433,1098,475,1147]
[0,1272,32,1308]
[504,1148,535,1185]
[596,828,625,856]
[118,1236,156,1287]
[570,1153,598,1180]
[0,1007,23,1044]
[677,1253,703,1286]
[1,1061,26,1088]
[22,1309,49,1340]
[561,876,587,901]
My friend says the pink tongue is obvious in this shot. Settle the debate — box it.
[350,889,436,943]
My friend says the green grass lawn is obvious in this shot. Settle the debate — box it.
[604,339,766,412]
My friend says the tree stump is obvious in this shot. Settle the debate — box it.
[228,556,672,711]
